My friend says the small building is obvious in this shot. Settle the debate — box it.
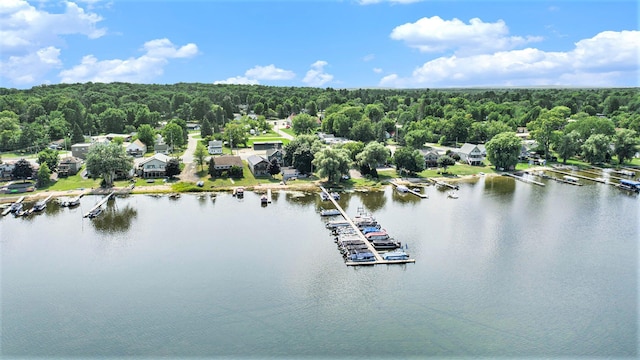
[126,139,147,157]
[281,167,300,180]
[186,123,201,131]
[457,143,486,166]
[212,155,243,171]
[137,153,171,178]
[253,141,283,151]
[58,157,83,176]
[71,143,93,159]
[266,149,283,165]
[247,155,270,177]
[419,149,442,168]
[154,143,173,154]
[208,140,223,155]
[49,139,65,150]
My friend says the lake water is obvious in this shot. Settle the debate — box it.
[1,175,638,358]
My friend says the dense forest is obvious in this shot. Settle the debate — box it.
[0,83,638,166]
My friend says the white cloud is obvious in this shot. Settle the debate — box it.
[244,64,295,80]
[379,30,640,88]
[0,46,62,85]
[390,16,542,55]
[373,67,383,73]
[213,76,259,85]
[302,60,333,87]
[58,39,199,83]
[0,0,106,53]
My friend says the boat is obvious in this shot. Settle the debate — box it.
[346,249,376,262]
[31,200,47,212]
[2,196,25,216]
[396,185,409,193]
[233,187,244,198]
[361,226,383,234]
[320,208,341,216]
[320,192,329,201]
[330,192,340,200]
[447,191,458,199]
[261,195,268,205]
[365,231,390,241]
[86,207,103,219]
[382,249,410,261]
[563,175,580,184]
[325,220,351,229]
[168,193,181,199]
[372,239,401,250]
[60,196,82,207]
[618,179,640,192]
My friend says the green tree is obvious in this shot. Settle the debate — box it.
[292,113,318,135]
[306,100,318,117]
[393,147,425,174]
[136,124,155,150]
[37,162,51,187]
[165,158,181,178]
[71,123,85,144]
[85,143,134,187]
[292,143,314,174]
[208,157,219,178]
[404,129,429,149]
[581,134,610,164]
[200,118,213,138]
[194,141,207,171]
[436,155,456,173]
[364,103,384,122]
[224,121,248,149]
[356,141,390,178]
[527,106,570,160]
[612,129,638,165]
[312,147,351,183]
[162,122,185,148]
[37,148,59,172]
[267,157,281,177]
[12,158,34,182]
[0,116,21,151]
[99,108,126,134]
[485,132,522,170]
[350,118,375,142]
[555,130,581,164]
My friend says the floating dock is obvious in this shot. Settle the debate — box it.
[504,172,545,186]
[83,191,115,218]
[390,181,428,198]
[319,186,415,266]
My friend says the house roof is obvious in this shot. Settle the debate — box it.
[139,153,171,166]
[214,155,242,167]
[247,155,268,166]
[208,140,223,147]
[266,149,282,157]
[60,156,82,164]
[458,143,483,155]
[132,139,146,147]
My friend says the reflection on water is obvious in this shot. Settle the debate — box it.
[90,201,138,233]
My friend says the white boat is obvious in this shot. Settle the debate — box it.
[320,208,341,216]
[563,175,579,184]
[325,220,351,229]
[330,192,340,200]
[382,249,410,261]
[447,191,458,199]
[396,185,409,193]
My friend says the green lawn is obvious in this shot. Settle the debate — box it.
[280,128,295,137]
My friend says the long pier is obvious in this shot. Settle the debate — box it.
[504,173,545,186]
[390,181,429,198]
[83,191,115,218]
[319,186,415,266]
[545,168,608,186]
[429,179,459,190]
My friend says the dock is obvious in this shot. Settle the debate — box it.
[390,181,428,198]
[319,186,415,266]
[430,179,459,190]
[544,169,605,185]
[83,191,115,218]
[504,172,545,186]
[267,188,272,203]
[2,196,25,216]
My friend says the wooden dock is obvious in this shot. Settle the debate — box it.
[267,188,272,203]
[504,173,545,186]
[545,169,604,185]
[319,186,415,266]
[83,191,115,218]
[430,179,459,190]
[390,181,428,198]
[2,196,25,216]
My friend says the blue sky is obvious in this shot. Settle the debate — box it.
[1,0,638,89]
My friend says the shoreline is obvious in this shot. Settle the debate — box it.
[0,170,526,205]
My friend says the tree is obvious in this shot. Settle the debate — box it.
[292,143,314,174]
[436,155,456,173]
[356,141,390,178]
[99,108,126,134]
[393,147,425,174]
[37,148,59,173]
[137,124,155,151]
[292,113,318,135]
[224,121,249,149]
[555,130,581,164]
[527,106,570,160]
[312,147,351,183]
[208,157,219,178]
[350,118,375,142]
[404,129,429,149]
[581,134,610,164]
[12,158,34,182]
[485,132,522,170]
[165,158,181,178]
[85,143,134,187]
[364,103,384,122]
[267,157,281,177]
[194,141,207,171]
[613,129,638,165]
[37,162,51,187]
[162,122,184,148]
[71,123,85,144]
[200,118,213,138]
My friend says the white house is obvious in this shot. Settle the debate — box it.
[137,153,171,178]
[208,140,223,155]
[126,139,147,157]
[457,143,486,166]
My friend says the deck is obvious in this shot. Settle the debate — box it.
[319,186,416,266]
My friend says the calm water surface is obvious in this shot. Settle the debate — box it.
[1,175,638,358]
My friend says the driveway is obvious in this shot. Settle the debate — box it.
[178,133,200,183]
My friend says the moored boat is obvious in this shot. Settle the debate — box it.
[619,179,640,192]
[325,220,351,229]
[320,208,341,216]
[447,191,458,199]
[382,249,410,261]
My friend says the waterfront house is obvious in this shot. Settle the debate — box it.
[457,143,486,166]
[137,153,171,178]
[126,139,147,157]
[266,149,283,165]
[212,155,243,171]
[419,149,442,168]
[58,157,83,176]
[208,140,223,155]
[281,167,300,180]
[0,161,16,180]
[247,155,270,177]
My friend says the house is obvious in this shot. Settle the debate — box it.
[212,155,243,171]
[71,143,94,159]
[186,123,201,131]
[137,153,171,178]
[58,157,83,176]
[0,161,16,180]
[105,133,133,142]
[154,135,173,154]
[266,149,283,165]
[208,140,223,155]
[49,139,65,150]
[457,143,486,166]
[281,167,300,180]
[126,139,147,157]
[419,149,442,168]
[253,141,283,151]
[247,155,270,177]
